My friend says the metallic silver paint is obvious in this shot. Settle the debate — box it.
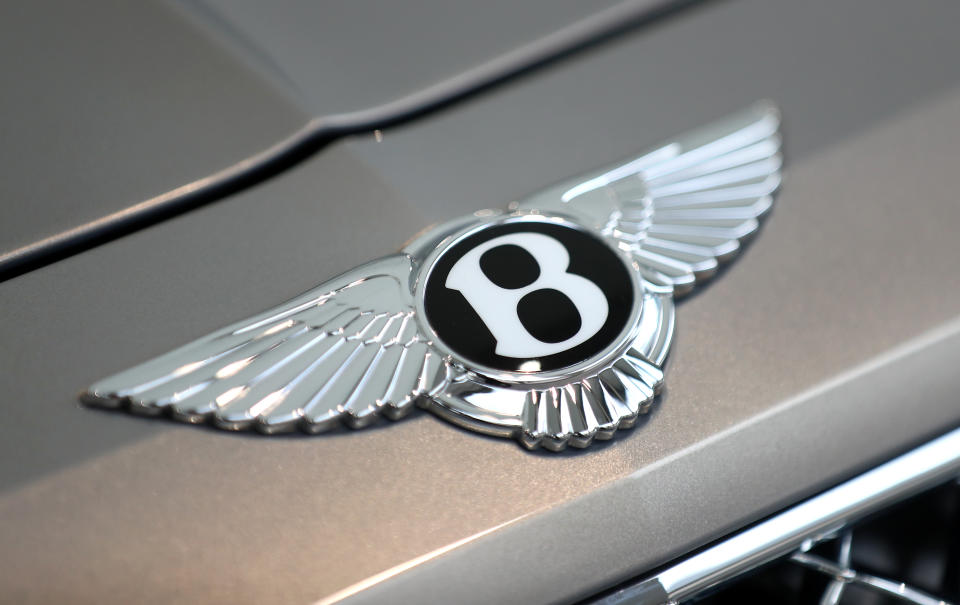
[0,1,307,262]
[181,0,623,114]
[2,0,694,281]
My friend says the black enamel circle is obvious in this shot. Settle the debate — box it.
[423,220,635,373]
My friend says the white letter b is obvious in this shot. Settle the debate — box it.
[445,232,608,359]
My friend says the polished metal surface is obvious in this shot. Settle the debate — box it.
[83,104,779,450]
[84,255,456,432]
[810,531,855,605]
[518,101,780,297]
[790,536,953,605]
[591,426,960,604]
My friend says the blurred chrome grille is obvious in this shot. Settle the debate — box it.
[588,428,960,605]
[697,480,960,604]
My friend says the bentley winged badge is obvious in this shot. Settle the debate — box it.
[83,102,782,451]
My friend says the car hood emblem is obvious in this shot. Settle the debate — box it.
[82,102,782,451]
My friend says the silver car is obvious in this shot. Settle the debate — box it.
[2,1,959,603]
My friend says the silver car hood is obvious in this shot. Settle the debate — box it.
[2,1,960,604]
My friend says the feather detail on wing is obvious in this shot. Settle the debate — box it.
[82,255,453,433]
[518,101,781,297]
